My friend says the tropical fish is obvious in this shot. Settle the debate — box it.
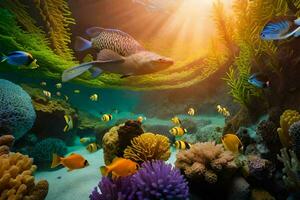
[74,90,80,94]
[174,140,191,150]
[261,16,300,40]
[216,105,230,117]
[90,94,98,101]
[56,83,62,89]
[248,73,270,88]
[62,27,173,82]
[169,127,187,136]
[40,82,47,86]
[221,134,243,154]
[100,157,138,178]
[171,116,182,126]
[51,153,89,172]
[188,108,195,116]
[102,114,112,122]
[63,115,73,132]
[0,51,39,69]
[56,91,61,97]
[137,116,145,123]
[80,137,93,144]
[43,90,51,98]
[86,143,99,153]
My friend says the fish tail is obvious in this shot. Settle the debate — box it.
[100,166,109,176]
[74,36,92,51]
[62,62,100,82]
[51,153,62,168]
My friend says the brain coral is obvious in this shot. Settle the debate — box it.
[175,142,237,183]
[124,133,171,163]
[0,79,36,139]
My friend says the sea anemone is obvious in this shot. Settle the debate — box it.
[124,132,171,163]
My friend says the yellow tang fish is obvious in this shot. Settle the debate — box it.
[43,90,51,98]
[174,140,191,150]
[169,127,187,136]
[171,116,182,126]
[51,153,89,172]
[56,83,62,89]
[90,94,98,101]
[188,108,195,116]
[100,157,138,179]
[74,90,80,94]
[86,143,99,153]
[221,134,243,154]
[63,115,73,132]
[80,137,93,144]
[102,114,112,122]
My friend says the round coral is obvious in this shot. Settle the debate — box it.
[124,132,171,163]
[132,160,189,200]
[289,121,300,158]
[0,79,36,139]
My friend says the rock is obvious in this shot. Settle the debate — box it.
[227,176,250,200]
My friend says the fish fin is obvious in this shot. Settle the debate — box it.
[86,27,105,38]
[74,36,92,51]
[62,62,98,82]
[294,18,300,26]
[51,153,62,168]
[89,67,103,78]
[100,166,109,176]
[97,49,124,61]
[120,74,133,78]
[112,157,121,163]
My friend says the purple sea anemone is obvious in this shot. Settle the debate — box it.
[132,160,189,200]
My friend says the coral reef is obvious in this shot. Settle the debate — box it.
[102,124,121,165]
[277,110,300,148]
[277,148,300,191]
[289,121,300,158]
[182,124,223,144]
[142,124,175,144]
[0,135,15,156]
[247,155,274,182]
[0,152,48,200]
[124,133,171,163]
[29,138,67,168]
[132,160,189,200]
[0,79,36,140]
[175,142,237,183]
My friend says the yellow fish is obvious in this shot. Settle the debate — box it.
[43,90,51,98]
[56,83,62,89]
[74,90,80,94]
[80,137,93,144]
[188,108,195,116]
[40,81,47,86]
[63,115,73,132]
[169,127,187,136]
[86,143,99,153]
[221,134,243,154]
[102,114,112,122]
[217,105,230,117]
[51,153,89,172]
[90,94,98,101]
[171,116,182,126]
[174,140,191,150]
[100,157,138,179]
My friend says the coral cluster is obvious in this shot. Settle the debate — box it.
[0,79,36,140]
[102,124,122,165]
[124,133,171,163]
[289,121,300,158]
[175,142,237,183]
[0,152,48,200]
[247,155,274,182]
[277,110,300,148]
[0,135,15,156]
[90,160,189,200]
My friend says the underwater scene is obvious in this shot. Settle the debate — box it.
[1,0,300,199]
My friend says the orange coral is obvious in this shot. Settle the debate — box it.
[0,135,15,156]
[124,133,171,163]
[175,142,237,183]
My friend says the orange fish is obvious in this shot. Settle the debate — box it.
[51,153,89,172]
[100,157,138,178]
[221,134,243,154]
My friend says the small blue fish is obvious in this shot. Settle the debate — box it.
[0,51,39,69]
[248,73,270,88]
[261,16,300,40]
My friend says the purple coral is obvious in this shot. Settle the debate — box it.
[132,160,189,200]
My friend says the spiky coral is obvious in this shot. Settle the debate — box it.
[175,142,237,183]
[277,110,300,148]
[123,133,171,163]
[277,148,300,191]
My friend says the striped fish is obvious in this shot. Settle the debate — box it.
[169,127,187,136]
[63,115,73,132]
[174,140,191,150]
[102,114,112,122]
[86,143,99,153]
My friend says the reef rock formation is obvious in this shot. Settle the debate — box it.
[0,79,36,140]
[124,132,171,163]
[175,141,237,183]
[102,124,122,165]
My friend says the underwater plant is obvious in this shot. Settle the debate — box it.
[175,141,237,183]
[123,132,171,163]
[0,79,36,140]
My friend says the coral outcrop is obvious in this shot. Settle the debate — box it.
[247,155,274,182]
[124,133,171,163]
[175,142,237,183]
[289,121,300,158]
[0,79,36,139]
[277,110,300,148]
[0,135,15,156]
[0,152,48,200]
[102,124,122,165]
